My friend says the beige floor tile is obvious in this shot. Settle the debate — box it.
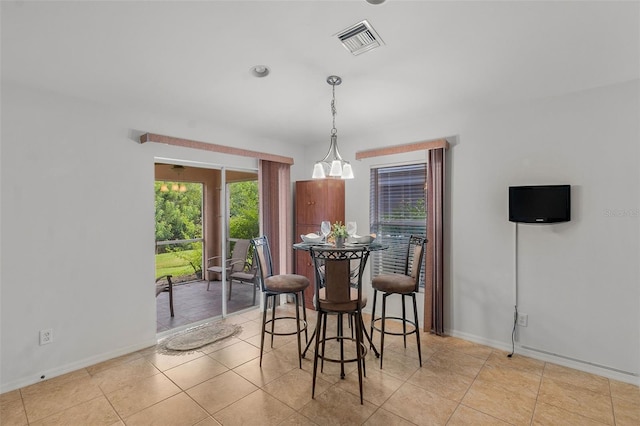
[194,416,222,426]
[187,370,258,415]
[22,375,103,423]
[484,351,545,376]
[613,396,640,426]
[335,366,404,406]
[233,319,263,340]
[263,367,331,410]
[543,363,611,395]
[532,401,610,426]
[610,379,640,403]
[537,377,614,425]
[303,345,360,384]
[21,369,90,397]
[363,408,416,425]
[124,392,209,426]
[441,338,494,360]
[382,334,436,363]
[0,397,28,426]
[86,351,145,376]
[420,332,450,350]
[208,340,261,369]
[235,307,263,321]
[447,404,512,425]
[220,314,256,326]
[407,363,475,401]
[90,357,161,394]
[145,349,207,371]
[278,411,318,426]
[299,387,377,425]
[462,378,536,426]
[213,389,296,425]
[242,332,272,351]
[234,351,298,387]
[0,389,22,404]
[374,349,421,381]
[382,382,458,426]
[424,349,486,379]
[29,396,120,426]
[164,355,229,390]
[105,374,181,418]
[269,337,309,366]
[475,362,542,397]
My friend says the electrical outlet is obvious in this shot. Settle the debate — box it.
[517,313,528,327]
[39,329,53,345]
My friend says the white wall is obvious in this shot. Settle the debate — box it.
[0,83,307,392]
[336,80,640,383]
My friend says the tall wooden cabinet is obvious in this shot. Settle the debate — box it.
[295,179,345,309]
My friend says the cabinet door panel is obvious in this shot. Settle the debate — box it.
[295,180,345,310]
[295,180,325,225]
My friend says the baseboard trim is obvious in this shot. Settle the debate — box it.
[0,338,158,394]
[446,328,640,386]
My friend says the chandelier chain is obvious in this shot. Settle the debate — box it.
[331,84,337,136]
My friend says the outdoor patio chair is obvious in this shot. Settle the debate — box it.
[206,239,251,293]
[155,274,174,317]
[229,259,259,304]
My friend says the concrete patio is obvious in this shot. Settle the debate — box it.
[156,279,258,333]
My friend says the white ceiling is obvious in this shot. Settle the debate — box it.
[2,1,638,146]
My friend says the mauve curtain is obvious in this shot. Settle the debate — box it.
[259,160,292,275]
[425,148,445,335]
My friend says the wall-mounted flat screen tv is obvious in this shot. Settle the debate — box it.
[509,185,571,223]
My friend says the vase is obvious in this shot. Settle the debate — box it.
[335,236,345,248]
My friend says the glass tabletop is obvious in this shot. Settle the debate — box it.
[293,241,388,251]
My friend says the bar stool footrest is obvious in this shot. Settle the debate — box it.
[263,316,308,337]
[371,316,418,336]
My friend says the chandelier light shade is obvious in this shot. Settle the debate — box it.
[312,75,354,179]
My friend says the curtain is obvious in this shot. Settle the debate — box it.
[425,148,445,335]
[258,160,292,275]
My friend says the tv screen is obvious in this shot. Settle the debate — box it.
[509,185,571,223]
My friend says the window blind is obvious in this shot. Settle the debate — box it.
[369,163,427,287]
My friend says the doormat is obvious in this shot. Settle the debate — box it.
[159,322,241,352]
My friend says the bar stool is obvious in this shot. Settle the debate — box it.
[251,236,309,368]
[370,235,427,368]
[310,246,370,404]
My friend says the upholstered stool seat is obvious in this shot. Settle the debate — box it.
[265,274,309,293]
[372,273,415,293]
[370,235,427,369]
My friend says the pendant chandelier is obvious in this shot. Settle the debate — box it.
[160,165,187,192]
[312,75,354,179]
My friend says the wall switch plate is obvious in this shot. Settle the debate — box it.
[39,329,53,345]
[517,313,528,327]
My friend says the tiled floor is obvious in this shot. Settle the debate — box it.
[2,304,639,425]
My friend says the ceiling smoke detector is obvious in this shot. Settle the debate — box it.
[336,20,384,56]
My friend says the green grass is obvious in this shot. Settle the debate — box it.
[155,250,196,279]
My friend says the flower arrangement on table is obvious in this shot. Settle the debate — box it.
[331,221,348,247]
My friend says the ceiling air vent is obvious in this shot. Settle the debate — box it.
[336,20,384,56]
